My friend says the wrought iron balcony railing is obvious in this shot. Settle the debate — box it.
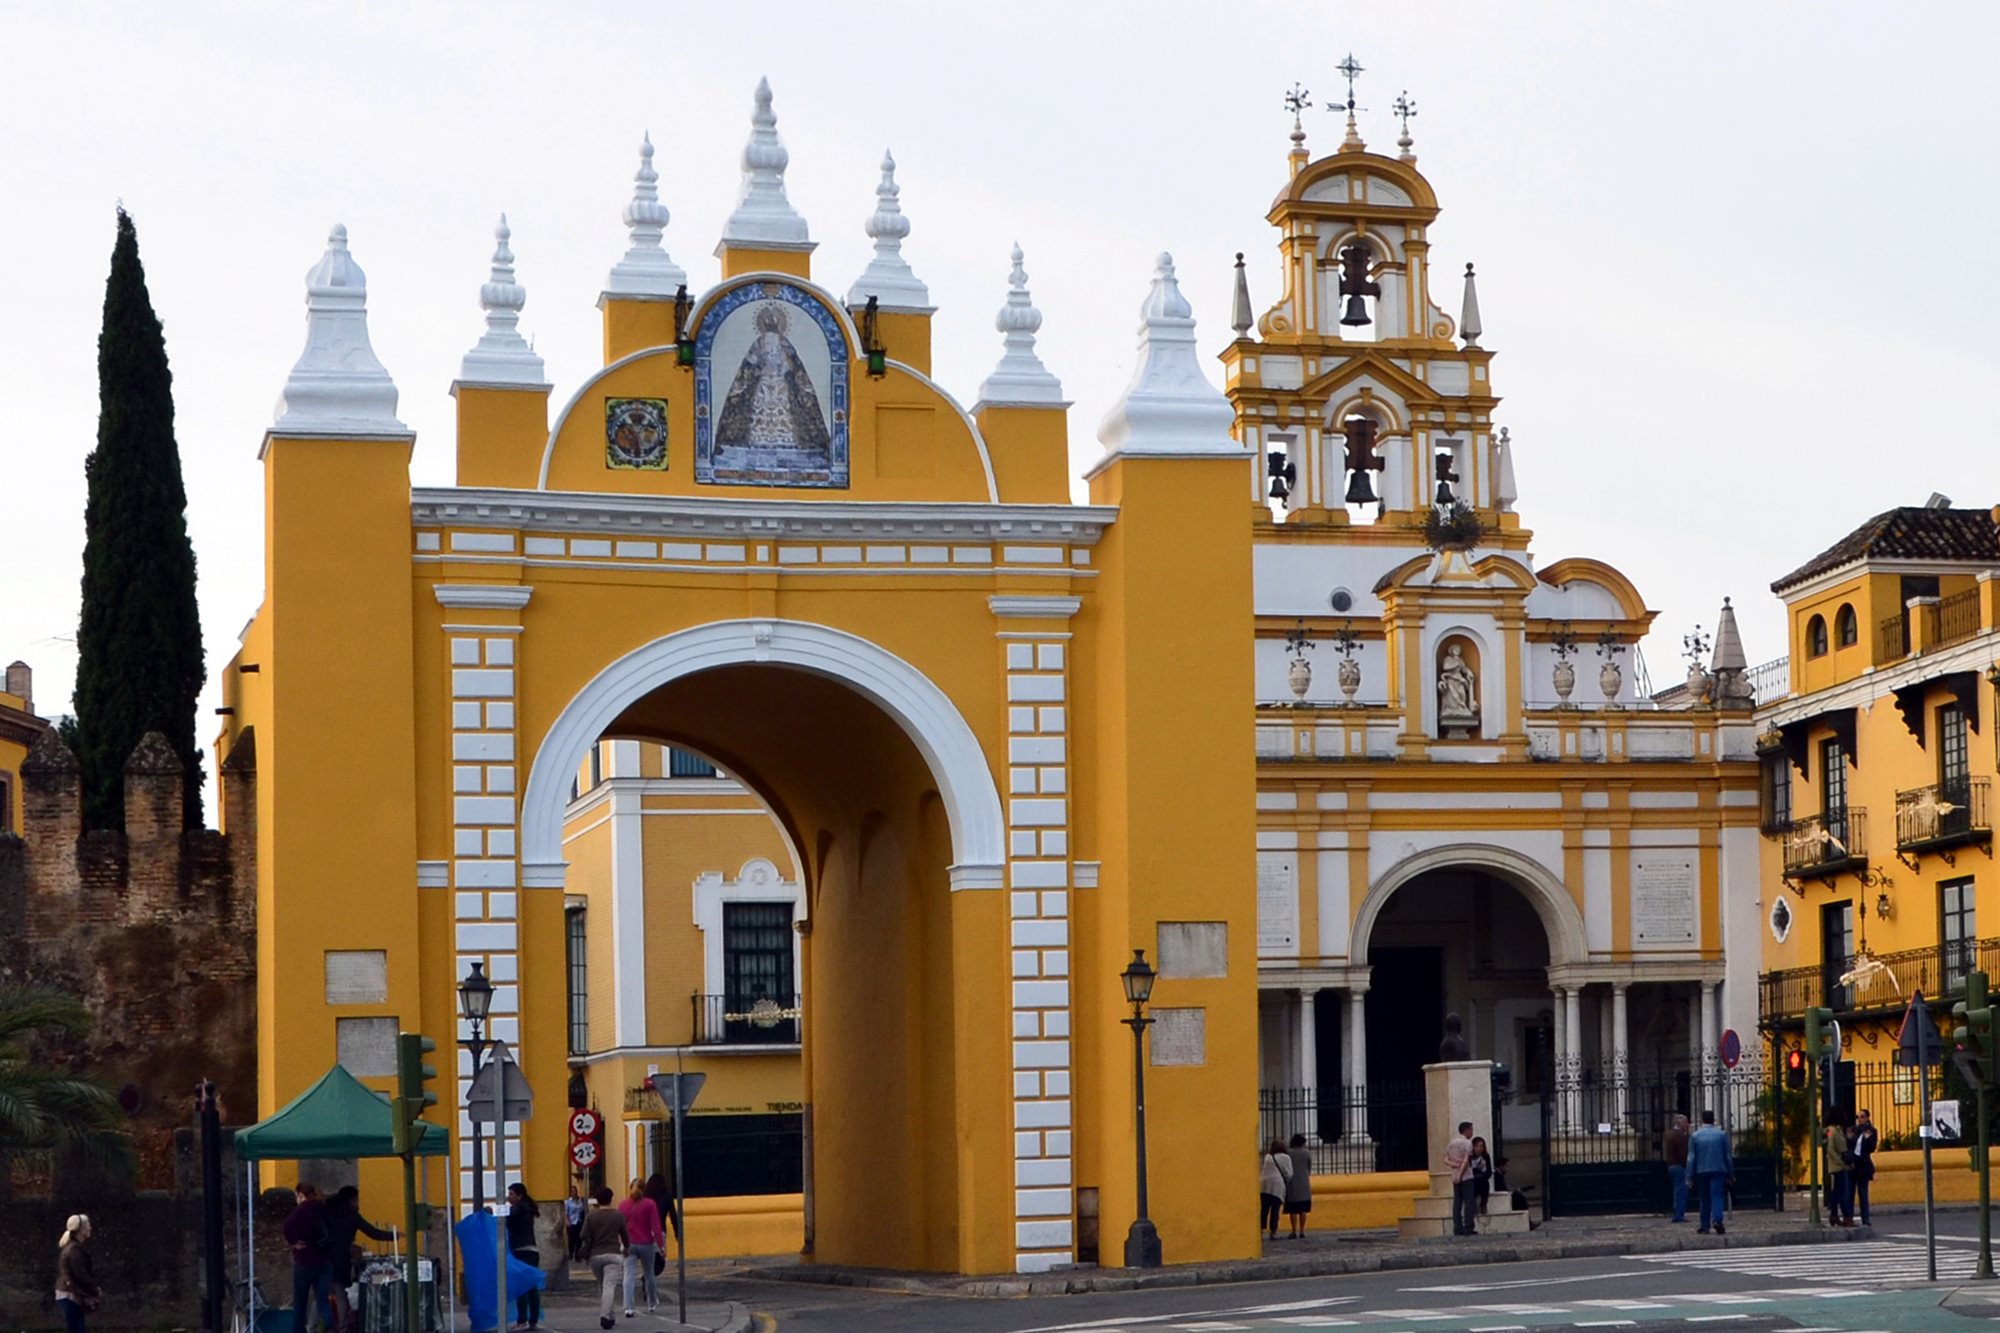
[1937,588,1982,649]
[1762,936,2000,1026]
[691,992,801,1046]
[1896,778,1991,856]
[1779,809,1868,879]
[1878,613,1907,662]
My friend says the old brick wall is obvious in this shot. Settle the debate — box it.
[1,729,257,1190]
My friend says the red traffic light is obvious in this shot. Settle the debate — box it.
[1785,1048,1807,1090]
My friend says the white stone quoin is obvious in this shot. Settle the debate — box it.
[719,77,812,253]
[604,133,688,298]
[974,244,1065,408]
[1093,252,1239,464]
[458,214,547,387]
[271,224,409,437]
[846,150,931,312]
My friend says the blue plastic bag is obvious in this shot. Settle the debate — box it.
[454,1209,546,1333]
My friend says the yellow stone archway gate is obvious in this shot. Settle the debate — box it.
[219,102,1259,1275]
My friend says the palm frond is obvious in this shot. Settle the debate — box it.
[0,988,93,1047]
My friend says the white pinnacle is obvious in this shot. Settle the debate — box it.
[271,224,408,437]
[847,150,931,311]
[1494,425,1518,513]
[719,77,812,252]
[461,214,547,386]
[1094,252,1238,461]
[605,133,687,298]
[975,243,1064,408]
[1460,262,1483,350]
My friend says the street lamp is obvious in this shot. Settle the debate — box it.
[1120,949,1162,1269]
[458,961,495,1210]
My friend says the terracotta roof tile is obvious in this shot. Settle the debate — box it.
[1772,506,2000,592]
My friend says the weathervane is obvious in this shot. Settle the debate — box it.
[1335,53,1365,112]
[1393,90,1418,162]
[1284,82,1312,151]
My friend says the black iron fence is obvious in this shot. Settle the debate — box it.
[1763,937,2000,1026]
[1896,778,1990,851]
[690,993,801,1045]
[1258,1083,1429,1174]
[1780,809,1868,878]
[1938,588,1982,648]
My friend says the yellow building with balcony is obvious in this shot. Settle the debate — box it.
[0,661,48,833]
[1757,500,2000,1119]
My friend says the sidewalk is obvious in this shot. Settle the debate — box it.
[524,1260,753,1333]
[739,1205,1876,1298]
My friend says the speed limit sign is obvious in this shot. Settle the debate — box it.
[569,1107,602,1140]
[569,1137,600,1169]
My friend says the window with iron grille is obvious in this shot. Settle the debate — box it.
[1942,877,1977,992]
[723,902,794,1042]
[566,906,589,1055]
[668,747,719,779]
[1760,753,1792,834]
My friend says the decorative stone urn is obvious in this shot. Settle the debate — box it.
[1686,663,1712,703]
[1338,655,1361,704]
[1288,656,1312,702]
[1599,661,1622,702]
[1552,658,1575,705]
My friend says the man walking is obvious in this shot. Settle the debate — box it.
[1664,1113,1690,1223]
[1850,1108,1878,1226]
[1688,1109,1734,1235]
[1445,1121,1477,1236]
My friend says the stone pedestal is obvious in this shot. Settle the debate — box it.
[1396,1059,1531,1238]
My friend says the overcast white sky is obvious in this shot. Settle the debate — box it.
[4,2,1997,747]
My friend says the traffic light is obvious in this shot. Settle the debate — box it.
[1785,1048,1807,1090]
[390,1032,439,1156]
[1955,971,1996,1089]
[1804,1006,1833,1061]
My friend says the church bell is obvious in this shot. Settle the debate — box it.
[1336,242,1380,328]
[1344,467,1377,505]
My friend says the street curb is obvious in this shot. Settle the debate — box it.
[715,1299,754,1333]
[739,1223,1877,1299]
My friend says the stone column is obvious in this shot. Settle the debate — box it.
[1686,986,1703,1069]
[1345,986,1370,1139]
[1564,986,1585,1133]
[1699,981,1719,1113]
[1611,983,1631,1123]
[1299,988,1320,1110]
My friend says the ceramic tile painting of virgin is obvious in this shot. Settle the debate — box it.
[694,281,850,487]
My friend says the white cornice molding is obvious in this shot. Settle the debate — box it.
[433,584,534,610]
[1757,630,2000,727]
[989,595,1083,620]
[1777,556,2000,604]
[949,863,1004,891]
[412,487,1117,546]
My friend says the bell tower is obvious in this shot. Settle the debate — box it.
[1220,74,1515,537]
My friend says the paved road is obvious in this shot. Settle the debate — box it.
[716,1223,2000,1333]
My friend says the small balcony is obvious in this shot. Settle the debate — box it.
[691,993,800,1046]
[1895,778,1991,860]
[1779,809,1868,881]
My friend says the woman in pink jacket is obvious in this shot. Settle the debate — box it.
[617,1178,665,1315]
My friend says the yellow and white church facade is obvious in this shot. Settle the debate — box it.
[219,77,1765,1273]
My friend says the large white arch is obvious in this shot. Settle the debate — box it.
[1350,842,1589,967]
[519,619,1006,890]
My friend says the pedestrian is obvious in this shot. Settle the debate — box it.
[54,1213,101,1333]
[1469,1136,1493,1216]
[644,1170,681,1247]
[563,1186,586,1262]
[1258,1138,1292,1240]
[1445,1121,1477,1236]
[326,1186,394,1333]
[618,1177,665,1314]
[1688,1109,1734,1235]
[1283,1133,1314,1238]
[1493,1156,1531,1218]
[506,1182,543,1331]
[282,1182,337,1332]
[1850,1108,1878,1226]
[1663,1112,1690,1223]
[1824,1114,1853,1226]
[575,1186,629,1331]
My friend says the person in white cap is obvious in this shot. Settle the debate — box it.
[55,1213,101,1331]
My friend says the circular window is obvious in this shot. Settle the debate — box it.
[1769,896,1793,944]
[1329,588,1354,613]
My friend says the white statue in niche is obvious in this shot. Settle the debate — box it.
[1437,642,1480,737]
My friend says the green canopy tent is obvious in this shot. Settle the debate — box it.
[235,1064,453,1329]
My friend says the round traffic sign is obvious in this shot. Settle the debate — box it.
[569,1107,602,1140]
[569,1137,600,1169]
[1720,1029,1741,1069]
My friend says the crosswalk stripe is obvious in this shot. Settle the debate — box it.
[1629,1239,1978,1284]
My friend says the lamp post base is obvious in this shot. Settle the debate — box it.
[1123,1219,1162,1269]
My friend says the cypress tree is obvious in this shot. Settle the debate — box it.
[74,207,205,831]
